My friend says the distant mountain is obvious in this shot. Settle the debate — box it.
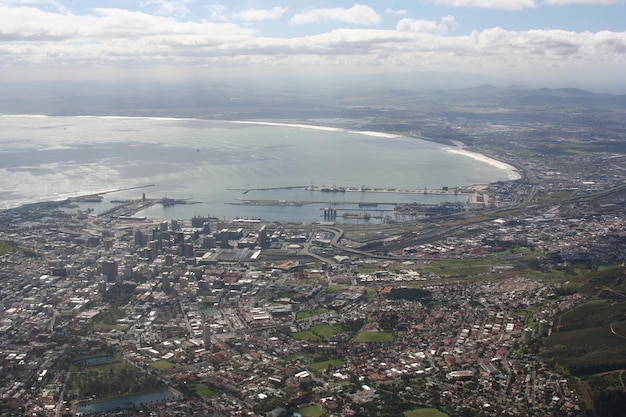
[508,87,626,107]
[1,77,625,117]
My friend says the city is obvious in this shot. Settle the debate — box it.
[1,98,624,415]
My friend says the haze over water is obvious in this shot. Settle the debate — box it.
[0,115,519,222]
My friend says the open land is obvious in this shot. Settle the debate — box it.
[1,84,626,416]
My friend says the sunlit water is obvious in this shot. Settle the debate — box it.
[0,115,519,222]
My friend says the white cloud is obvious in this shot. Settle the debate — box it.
[203,4,229,21]
[385,8,408,15]
[433,0,537,10]
[0,4,625,84]
[0,0,70,13]
[236,7,288,22]
[397,18,439,33]
[141,0,192,17]
[397,15,457,33]
[542,0,620,4]
[290,4,381,25]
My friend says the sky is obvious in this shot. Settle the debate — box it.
[1,0,625,87]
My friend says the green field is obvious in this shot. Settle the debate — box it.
[296,308,330,320]
[355,331,395,343]
[298,405,325,417]
[293,323,341,341]
[0,240,18,254]
[292,330,321,341]
[150,360,175,371]
[311,323,339,338]
[307,359,345,371]
[404,408,449,417]
[93,323,128,331]
[192,384,215,398]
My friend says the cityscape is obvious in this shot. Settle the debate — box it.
[1,81,626,417]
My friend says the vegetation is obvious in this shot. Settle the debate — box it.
[0,239,40,258]
[307,359,344,371]
[102,283,137,306]
[354,331,395,343]
[296,307,330,320]
[292,330,321,341]
[192,384,215,398]
[298,405,325,417]
[386,287,432,302]
[93,323,127,331]
[150,360,175,371]
[65,355,165,401]
[0,240,18,254]
[539,266,626,416]
[404,408,449,417]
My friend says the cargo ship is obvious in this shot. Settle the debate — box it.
[342,213,371,219]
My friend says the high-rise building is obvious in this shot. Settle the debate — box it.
[183,243,194,258]
[523,328,533,344]
[134,229,146,246]
[203,324,212,348]
[258,225,268,249]
[101,259,118,282]
[149,240,159,260]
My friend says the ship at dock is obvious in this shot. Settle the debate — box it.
[342,212,371,219]
[306,184,346,192]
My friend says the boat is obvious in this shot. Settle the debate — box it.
[320,186,346,192]
[342,213,371,219]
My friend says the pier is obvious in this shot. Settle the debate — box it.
[228,184,473,196]
[304,184,469,195]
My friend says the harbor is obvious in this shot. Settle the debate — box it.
[230,184,472,196]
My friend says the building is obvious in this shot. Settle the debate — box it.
[101,259,118,282]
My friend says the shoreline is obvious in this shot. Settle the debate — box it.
[446,148,521,180]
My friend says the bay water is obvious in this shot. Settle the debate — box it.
[0,115,518,222]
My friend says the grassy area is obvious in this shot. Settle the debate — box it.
[298,405,325,417]
[0,240,18,254]
[150,360,175,371]
[311,323,339,339]
[292,330,321,341]
[293,323,343,341]
[355,331,395,343]
[404,408,449,417]
[0,240,38,258]
[192,384,215,398]
[308,359,345,371]
[429,259,492,277]
[296,307,330,320]
[65,356,164,401]
[93,323,128,331]
[364,287,379,301]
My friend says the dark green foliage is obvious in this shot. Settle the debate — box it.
[386,287,432,302]
[102,283,137,305]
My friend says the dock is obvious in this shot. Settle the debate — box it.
[304,184,470,195]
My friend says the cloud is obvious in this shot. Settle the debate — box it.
[385,8,408,15]
[397,15,457,33]
[140,0,192,17]
[432,0,537,10]
[204,4,229,21]
[236,7,288,22]
[0,4,625,84]
[541,0,620,4]
[290,4,381,25]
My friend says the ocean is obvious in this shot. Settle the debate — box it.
[0,115,519,223]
